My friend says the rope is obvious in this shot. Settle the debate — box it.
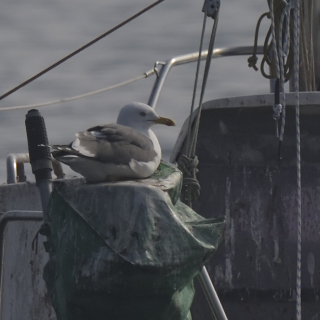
[269,0,281,79]
[267,4,302,317]
[178,11,207,206]
[293,1,302,319]
[278,1,292,142]
[254,0,293,81]
[252,5,302,318]
[265,0,294,145]
[191,11,219,157]
[0,0,164,102]
[178,155,200,203]
[0,71,155,112]
[185,12,207,157]
[178,5,220,206]
[248,12,270,71]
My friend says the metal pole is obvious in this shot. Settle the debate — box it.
[198,267,228,320]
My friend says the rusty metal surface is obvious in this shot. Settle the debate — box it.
[185,104,320,319]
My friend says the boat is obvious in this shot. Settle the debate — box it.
[0,0,319,319]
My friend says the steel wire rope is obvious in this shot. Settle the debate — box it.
[192,10,229,320]
[0,0,164,102]
[178,6,228,320]
[178,11,207,207]
[269,0,281,79]
[179,8,220,206]
[278,1,292,142]
[293,1,302,319]
[185,12,208,158]
[190,11,220,157]
[257,0,293,81]
[0,70,155,112]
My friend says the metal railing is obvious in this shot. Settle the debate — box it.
[5,46,262,184]
[147,45,263,108]
[6,154,64,184]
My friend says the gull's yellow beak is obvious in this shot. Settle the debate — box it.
[153,116,175,126]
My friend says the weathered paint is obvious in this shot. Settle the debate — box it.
[173,94,320,320]
[0,182,56,320]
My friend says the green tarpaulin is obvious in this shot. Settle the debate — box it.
[44,162,224,320]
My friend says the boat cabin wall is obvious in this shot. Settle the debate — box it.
[0,182,56,320]
[173,94,320,320]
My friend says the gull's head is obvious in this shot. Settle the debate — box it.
[117,102,175,130]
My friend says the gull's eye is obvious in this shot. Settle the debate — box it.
[140,111,146,117]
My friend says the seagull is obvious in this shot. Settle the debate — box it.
[52,102,175,182]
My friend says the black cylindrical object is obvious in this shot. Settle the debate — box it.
[25,109,53,223]
[25,109,52,181]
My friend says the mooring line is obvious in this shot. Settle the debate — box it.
[0,0,164,102]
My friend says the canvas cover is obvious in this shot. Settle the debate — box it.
[44,163,224,320]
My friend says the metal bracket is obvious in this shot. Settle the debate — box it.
[202,0,220,18]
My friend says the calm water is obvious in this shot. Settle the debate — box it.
[0,0,269,182]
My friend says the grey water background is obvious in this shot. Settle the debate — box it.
[0,0,270,182]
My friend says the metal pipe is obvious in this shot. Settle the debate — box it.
[148,46,264,108]
[6,153,64,184]
[198,267,228,320]
[6,153,30,184]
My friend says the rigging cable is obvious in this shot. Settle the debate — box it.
[185,12,207,159]
[251,3,302,318]
[0,69,155,112]
[293,0,301,319]
[278,1,292,142]
[0,0,164,102]
[249,0,293,82]
[179,3,220,206]
[178,11,208,206]
[190,11,220,157]
[177,2,229,320]
[263,0,293,153]
[269,0,281,80]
